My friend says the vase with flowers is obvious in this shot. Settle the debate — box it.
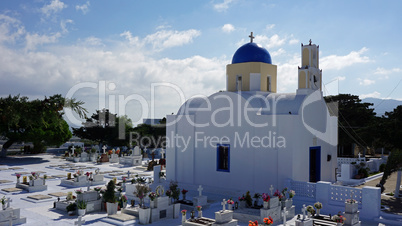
[181,209,187,223]
[16,173,21,184]
[332,212,346,225]
[262,193,270,209]
[345,198,358,213]
[196,205,202,218]
[181,189,188,200]
[227,198,234,210]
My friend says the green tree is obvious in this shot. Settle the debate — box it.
[324,94,377,156]
[130,118,166,149]
[72,109,133,147]
[0,94,87,157]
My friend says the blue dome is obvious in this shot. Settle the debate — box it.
[231,42,272,64]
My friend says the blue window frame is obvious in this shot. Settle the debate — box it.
[217,144,230,172]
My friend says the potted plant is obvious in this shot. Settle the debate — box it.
[196,205,202,218]
[262,193,270,209]
[135,183,151,208]
[181,209,187,223]
[238,195,246,208]
[66,202,77,216]
[16,173,21,184]
[181,189,188,200]
[77,200,87,216]
[103,180,118,215]
[253,193,261,207]
[306,205,315,217]
[245,191,253,208]
[314,202,323,216]
[120,194,128,209]
[169,180,181,218]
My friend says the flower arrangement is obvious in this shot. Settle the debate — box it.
[345,198,357,204]
[248,220,258,226]
[94,187,102,192]
[122,177,127,183]
[116,149,120,155]
[238,195,246,201]
[262,193,270,202]
[181,209,187,216]
[273,190,284,201]
[227,199,234,205]
[263,216,274,225]
[181,189,188,195]
[29,175,34,181]
[288,190,295,199]
[149,192,157,201]
[75,189,83,195]
[31,172,36,177]
[332,213,346,223]
[108,150,113,155]
[85,172,92,177]
[306,205,315,215]
[281,187,288,197]
[196,206,202,211]
[135,184,151,200]
[314,202,322,209]
[66,191,74,201]
[15,173,21,179]
[121,194,128,202]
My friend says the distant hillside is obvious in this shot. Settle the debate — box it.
[362,98,402,116]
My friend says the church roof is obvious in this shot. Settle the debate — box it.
[231,42,272,64]
[177,92,307,116]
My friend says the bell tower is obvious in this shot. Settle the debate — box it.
[298,39,322,91]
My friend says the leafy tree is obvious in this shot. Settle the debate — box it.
[72,109,133,147]
[0,94,87,157]
[130,118,166,149]
[324,94,377,156]
[379,149,402,189]
[377,105,402,150]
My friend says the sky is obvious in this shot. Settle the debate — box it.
[0,0,401,127]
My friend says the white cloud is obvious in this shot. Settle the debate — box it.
[265,24,275,30]
[276,54,300,92]
[336,76,346,81]
[25,32,61,50]
[271,48,285,57]
[41,0,67,17]
[222,24,235,33]
[76,1,90,14]
[374,67,401,75]
[256,34,286,49]
[121,29,201,52]
[288,38,299,45]
[60,19,73,33]
[0,14,25,43]
[360,91,381,99]
[213,0,234,12]
[358,78,375,86]
[320,47,370,70]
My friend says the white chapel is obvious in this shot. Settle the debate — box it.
[166,34,338,193]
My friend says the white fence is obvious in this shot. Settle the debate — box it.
[287,180,381,220]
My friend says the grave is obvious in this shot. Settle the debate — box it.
[188,199,237,226]
[295,204,313,226]
[0,199,27,226]
[80,152,89,162]
[343,202,361,226]
[16,178,47,192]
[56,190,102,213]
[193,185,207,207]
[1,188,22,193]
[27,194,53,200]
[99,154,109,163]
[60,171,105,187]
[119,146,142,166]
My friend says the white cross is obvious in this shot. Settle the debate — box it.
[249,32,255,43]
[269,185,274,196]
[221,199,226,212]
[75,216,86,226]
[350,190,355,199]
[160,149,165,158]
[8,211,14,226]
[198,185,203,197]
[301,204,306,220]
[358,152,361,159]
[282,207,288,226]
[71,146,75,155]
[127,171,131,178]
[102,145,107,154]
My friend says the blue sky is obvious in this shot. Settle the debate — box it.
[0,0,401,126]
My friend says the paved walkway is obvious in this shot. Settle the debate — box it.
[357,171,402,215]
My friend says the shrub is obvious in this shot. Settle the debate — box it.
[379,163,386,172]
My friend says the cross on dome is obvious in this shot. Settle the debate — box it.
[249,32,255,43]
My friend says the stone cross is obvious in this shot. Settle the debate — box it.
[249,32,255,43]
[301,204,306,220]
[309,39,312,45]
[358,152,361,159]
[269,185,274,196]
[71,146,75,155]
[127,170,131,179]
[282,207,288,226]
[197,185,204,197]
[75,216,86,226]
[95,168,99,175]
[8,211,14,226]
[102,145,107,154]
[6,197,12,208]
[221,199,226,212]
[160,149,165,158]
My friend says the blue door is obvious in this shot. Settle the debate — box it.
[309,146,321,182]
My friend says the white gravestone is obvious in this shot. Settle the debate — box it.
[193,185,207,206]
[282,207,288,226]
[102,145,107,154]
